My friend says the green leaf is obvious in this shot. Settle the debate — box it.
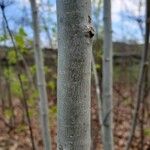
[48,80,56,92]
[19,27,27,37]
[15,34,24,48]
[14,27,28,53]
[11,78,22,97]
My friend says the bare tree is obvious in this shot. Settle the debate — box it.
[56,0,94,149]
[101,0,114,149]
[125,0,150,149]
[92,55,102,125]
[30,0,51,150]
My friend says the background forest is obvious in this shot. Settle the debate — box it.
[0,0,150,150]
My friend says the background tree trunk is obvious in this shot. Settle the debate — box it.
[102,0,114,149]
[30,0,51,150]
[92,55,102,125]
[125,0,150,149]
[56,0,94,149]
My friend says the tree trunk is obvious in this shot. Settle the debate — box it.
[102,0,114,149]
[56,0,94,149]
[92,55,102,125]
[125,0,150,149]
[30,1,51,150]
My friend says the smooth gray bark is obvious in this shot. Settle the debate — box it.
[56,0,94,149]
[91,55,102,150]
[102,0,114,149]
[30,0,51,150]
[92,55,102,125]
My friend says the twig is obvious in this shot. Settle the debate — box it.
[0,4,36,150]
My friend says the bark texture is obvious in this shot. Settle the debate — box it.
[56,0,93,149]
[92,55,102,125]
[30,0,51,150]
[102,0,114,149]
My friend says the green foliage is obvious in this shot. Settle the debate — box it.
[4,28,29,66]
[11,78,22,98]
[4,108,13,120]
[7,50,17,64]
[3,68,23,97]
[123,98,132,106]
[28,89,38,107]
[28,108,37,118]
[27,89,38,118]
[3,68,13,79]
[92,38,103,76]
[144,128,150,137]
[20,74,28,83]
[19,27,27,37]
[30,65,36,76]
[44,66,49,74]
[15,34,24,48]
[15,123,27,133]
[47,80,56,94]
[14,27,28,54]
[95,63,101,70]
[43,65,57,95]
[0,35,7,42]
[49,105,57,114]
[49,105,57,120]
[29,65,49,76]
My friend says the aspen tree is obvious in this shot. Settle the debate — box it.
[102,0,114,149]
[56,0,94,149]
[30,0,51,149]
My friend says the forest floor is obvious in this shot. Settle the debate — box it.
[0,84,150,150]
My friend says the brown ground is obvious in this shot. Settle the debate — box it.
[0,84,150,150]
